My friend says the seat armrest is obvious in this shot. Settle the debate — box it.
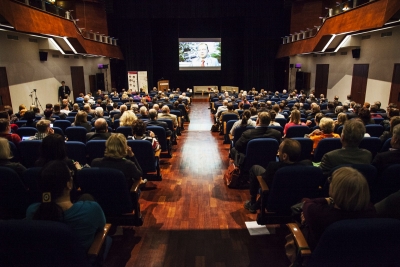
[257,175,269,193]
[88,223,111,256]
[130,179,142,193]
[154,149,161,158]
[286,223,311,256]
[229,134,233,140]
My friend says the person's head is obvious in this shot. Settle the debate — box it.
[257,112,271,126]
[0,118,10,134]
[61,81,65,86]
[39,134,67,161]
[104,133,128,159]
[272,104,279,113]
[389,116,400,135]
[347,94,352,100]
[387,103,397,113]
[24,110,35,121]
[83,104,91,113]
[363,102,370,109]
[94,118,108,133]
[388,108,400,118]
[36,120,51,134]
[354,103,362,114]
[289,109,301,124]
[311,104,321,113]
[153,104,159,111]
[250,107,258,116]
[95,107,104,117]
[327,101,334,110]
[74,111,88,125]
[278,138,301,163]
[53,104,61,112]
[149,109,158,120]
[391,124,400,149]
[315,113,324,125]
[140,106,148,115]
[370,104,378,113]
[269,110,277,121]
[73,103,79,111]
[32,160,73,221]
[242,110,251,120]
[0,137,12,160]
[329,167,370,211]
[374,101,381,109]
[161,105,170,114]
[113,103,119,109]
[341,119,365,147]
[336,112,347,125]
[197,43,209,59]
[319,117,335,134]
[0,111,9,120]
[358,107,371,125]
[335,106,344,114]
[227,103,234,111]
[223,100,228,106]
[120,110,137,126]
[132,119,146,136]
[120,104,128,113]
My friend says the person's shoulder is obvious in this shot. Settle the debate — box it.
[26,202,40,218]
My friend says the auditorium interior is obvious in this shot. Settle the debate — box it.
[1,0,400,266]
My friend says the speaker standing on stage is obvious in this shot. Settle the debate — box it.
[58,81,71,101]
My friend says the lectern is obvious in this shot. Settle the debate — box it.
[157,80,169,92]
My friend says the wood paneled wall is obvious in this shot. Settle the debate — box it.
[290,0,324,35]
[75,2,108,36]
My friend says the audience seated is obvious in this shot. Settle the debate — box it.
[244,139,312,213]
[119,110,137,127]
[283,110,306,136]
[302,167,377,249]
[0,118,21,146]
[131,120,161,152]
[25,160,106,251]
[71,111,92,132]
[307,117,340,151]
[29,120,54,140]
[86,118,112,142]
[379,115,400,143]
[22,110,37,128]
[372,124,400,173]
[230,110,256,136]
[158,106,178,129]
[375,190,400,220]
[91,134,146,189]
[53,104,66,120]
[320,119,372,175]
[0,137,26,179]
[147,109,172,137]
[334,112,347,133]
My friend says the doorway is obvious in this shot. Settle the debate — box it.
[0,67,12,110]
[389,63,400,107]
[70,66,85,99]
[350,64,369,104]
[315,64,329,97]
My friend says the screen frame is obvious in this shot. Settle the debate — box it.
[179,38,221,71]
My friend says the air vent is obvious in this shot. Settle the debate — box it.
[82,56,87,60]
[64,55,69,58]
[52,54,59,58]
[74,55,79,59]
[320,54,326,57]
[330,53,336,56]
[361,35,371,40]
[381,32,392,37]
[28,38,38,43]
[340,52,347,55]
[7,35,18,40]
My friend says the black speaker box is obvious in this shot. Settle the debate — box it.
[39,51,48,61]
[352,49,361,59]
[96,73,105,90]
[289,64,294,68]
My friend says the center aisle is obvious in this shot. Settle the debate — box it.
[105,100,289,267]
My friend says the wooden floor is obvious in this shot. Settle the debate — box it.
[105,100,290,267]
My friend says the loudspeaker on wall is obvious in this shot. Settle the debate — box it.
[39,51,48,61]
[352,49,361,59]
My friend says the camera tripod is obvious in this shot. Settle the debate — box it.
[30,89,44,111]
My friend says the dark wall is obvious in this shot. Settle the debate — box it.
[107,0,288,91]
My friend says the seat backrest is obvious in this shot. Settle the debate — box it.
[0,220,90,267]
[158,119,174,131]
[381,138,392,152]
[373,117,384,124]
[285,125,310,138]
[308,218,400,267]
[374,164,400,202]
[147,126,167,151]
[313,138,342,162]
[86,140,106,164]
[359,137,382,158]
[65,116,75,123]
[226,120,237,136]
[15,120,27,127]
[0,167,28,219]
[65,127,87,143]
[242,138,279,172]
[52,127,65,138]
[116,126,133,138]
[127,140,157,173]
[17,127,38,138]
[65,141,87,165]
[8,141,20,162]
[268,125,284,135]
[365,124,384,137]
[22,167,42,204]
[18,140,42,168]
[274,118,287,128]
[170,110,181,117]
[53,120,72,133]
[267,166,325,214]
[233,126,255,146]
[335,124,344,135]
[77,168,133,216]
[222,113,239,122]
[292,137,313,161]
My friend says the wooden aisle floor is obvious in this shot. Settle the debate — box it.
[104,100,290,267]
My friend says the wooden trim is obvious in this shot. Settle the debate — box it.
[87,223,111,256]
[287,223,312,256]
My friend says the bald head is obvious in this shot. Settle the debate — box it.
[162,105,170,114]
[94,118,107,133]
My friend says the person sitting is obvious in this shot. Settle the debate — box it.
[307,117,340,151]
[334,112,347,133]
[372,124,400,174]
[86,118,112,142]
[114,105,127,121]
[147,109,172,137]
[158,105,178,132]
[370,104,382,118]
[230,112,281,166]
[219,103,239,125]
[379,115,400,144]
[381,108,399,130]
[283,109,306,136]
[30,120,54,140]
[71,111,92,132]
[244,139,312,213]
[22,110,37,128]
[319,119,372,175]
[83,104,96,117]
[269,110,281,126]
[119,110,137,127]
[60,104,70,116]
[53,104,66,120]
[302,167,377,249]
[0,118,21,146]
[26,160,106,252]
[91,107,111,127]
[131,120,160,152]
[358,107,374,125]
[374,190,400,220]
[0,137,26,180]
[230,110,256,136]
[91,134,145,189]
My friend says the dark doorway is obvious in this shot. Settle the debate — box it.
[315,64,329,97]
[389,63,400,108]
[70,66,85,99]
[350,64,369,104]
[0,67,12,110]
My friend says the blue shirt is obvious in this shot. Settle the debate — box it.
[26,201,106,251]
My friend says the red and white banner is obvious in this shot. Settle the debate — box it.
[127,71,138,92]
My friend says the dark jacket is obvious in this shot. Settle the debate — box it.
[234,126,281,154]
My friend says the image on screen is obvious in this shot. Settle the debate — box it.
[179,38,221,71]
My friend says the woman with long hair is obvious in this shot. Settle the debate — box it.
[0,137,26,179]
[72,111,92,132]
[230,110,256,136]
[119,110,138,127]
[334,112,347,133]
[26,160,106,251]
[283,109,306,135]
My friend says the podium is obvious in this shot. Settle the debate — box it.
[157,80,169,92]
